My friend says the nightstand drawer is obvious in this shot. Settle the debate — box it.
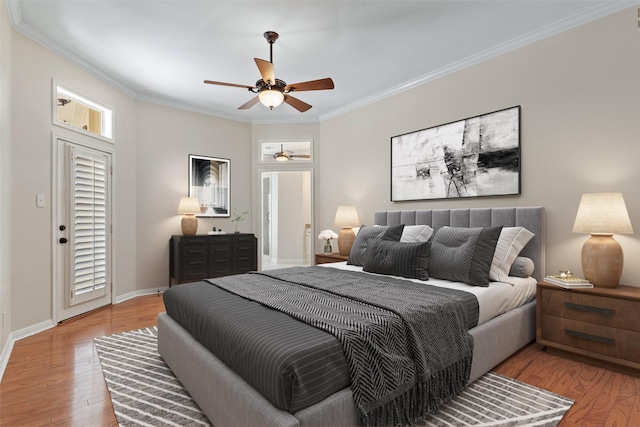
[541,314,640,363]
[540,288,640,333]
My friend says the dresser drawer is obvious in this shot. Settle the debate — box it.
[209,243,231,257]
[541,314,640,363]
[181,256,208,281]
[180,236,208,246]
[182,244,207,257]
[540,287,640,333]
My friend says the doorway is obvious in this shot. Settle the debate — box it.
[54,137,113,322]
[261,170,312,270]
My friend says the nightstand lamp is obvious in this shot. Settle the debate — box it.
[334,205,360,256]
[177,197,201,236]
[572,192,633,288]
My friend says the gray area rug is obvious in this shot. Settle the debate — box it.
[95,327,573,427]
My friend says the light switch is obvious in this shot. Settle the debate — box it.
[36,193,45,208]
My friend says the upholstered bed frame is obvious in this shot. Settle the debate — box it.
[158,207,545,427]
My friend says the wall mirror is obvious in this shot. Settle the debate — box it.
[54,83,113,140]
[260,140,312,163]
[189,154,230,217]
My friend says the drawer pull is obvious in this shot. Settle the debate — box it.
[188,261,204,266]
[188,249,205,254]
[565,302,615,316]
[565,329,615,345]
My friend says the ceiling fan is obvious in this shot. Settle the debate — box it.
[204,31,334,113]
[274,144,311,161]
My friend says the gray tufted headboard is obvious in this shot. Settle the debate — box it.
[374,207,545,281]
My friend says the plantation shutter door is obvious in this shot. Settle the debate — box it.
[68,146,109,306]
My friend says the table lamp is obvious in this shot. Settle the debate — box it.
[572,193,633,288]
[334,205,359,256]
[177,197,201,236]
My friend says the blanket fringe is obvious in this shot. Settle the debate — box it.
[361,355,472,426]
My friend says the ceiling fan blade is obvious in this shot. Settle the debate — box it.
[284,94,312,113]
[285,78,334,92]
[204,80,255,90]
[238,96,260,110]
[291,155,311,158]
[254,58,275,85]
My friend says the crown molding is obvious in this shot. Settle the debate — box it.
[7,1,637,125]
[135,94,252,123]
[319,1,638,122]
[7,1,136,98]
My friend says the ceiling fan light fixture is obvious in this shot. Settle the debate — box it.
[275,153,289,161]
[258,89,284,110]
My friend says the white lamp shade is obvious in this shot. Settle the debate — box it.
[177,197,201,215]
[258,89,284,109]
[572,193,633,235]
[334,205,359,228]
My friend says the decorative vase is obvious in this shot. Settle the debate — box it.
[323,240,332,254]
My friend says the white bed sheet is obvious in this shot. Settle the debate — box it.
[320,262,536,325]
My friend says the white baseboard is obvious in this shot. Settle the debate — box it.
[0,289,167,382]
[0,319,54,382]
[114,286,168,304]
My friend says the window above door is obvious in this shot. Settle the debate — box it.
[260,140,312,163]
[53,81,113,142]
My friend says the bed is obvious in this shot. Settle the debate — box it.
[158,207,545,427]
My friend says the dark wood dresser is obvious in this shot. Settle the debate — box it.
[536,281,640,376]
[170,233,257,285]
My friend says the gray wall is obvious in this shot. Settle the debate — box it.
[315,6,640,285]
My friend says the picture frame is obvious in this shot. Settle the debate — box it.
[391,106,520,202]
[188,154,230,217]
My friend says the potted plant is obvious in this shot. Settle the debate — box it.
[231,208,249,233]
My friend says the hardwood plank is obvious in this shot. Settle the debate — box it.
[1,292,637,426]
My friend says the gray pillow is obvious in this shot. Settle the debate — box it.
[400,225,434,243]
[382,224,405,241]
[346,226,386,266]
[363,239,429,280]
[347,225,406,266]
[429,226,502,287]
[509,256,535,278]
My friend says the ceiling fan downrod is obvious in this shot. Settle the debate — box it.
[264,31,279,64]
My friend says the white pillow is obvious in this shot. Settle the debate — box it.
[489,227,535,282]
[400,225,434,243]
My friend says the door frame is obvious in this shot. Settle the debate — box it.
[51,132,116,323]
[258,167,314,270]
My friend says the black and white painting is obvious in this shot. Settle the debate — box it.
[391,106,520,201]
[189,154,230,217]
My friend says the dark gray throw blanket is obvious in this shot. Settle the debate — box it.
[208,266,476,426]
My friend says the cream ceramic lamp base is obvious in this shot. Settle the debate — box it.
[181,214,198,236]
[337,227,355,256]
[581,233,623,288]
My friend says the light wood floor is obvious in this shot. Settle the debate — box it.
[1,294,638,426]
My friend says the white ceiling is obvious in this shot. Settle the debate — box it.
[7,1,637,124]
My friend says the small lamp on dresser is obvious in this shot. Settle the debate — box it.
[177,197,201,236]
[572,192,634,288]
[334,205,359,256]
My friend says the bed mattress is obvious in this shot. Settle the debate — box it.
[163,266,534,415]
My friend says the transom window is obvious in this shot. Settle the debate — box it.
[54,83,113,141]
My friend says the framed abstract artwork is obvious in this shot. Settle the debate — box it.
[391,106,520,202]
[189,154,230,217]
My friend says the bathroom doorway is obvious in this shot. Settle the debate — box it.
[261,170,313,270]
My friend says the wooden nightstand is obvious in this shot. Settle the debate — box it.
[536,281,640,376]
[315,253,349,265]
